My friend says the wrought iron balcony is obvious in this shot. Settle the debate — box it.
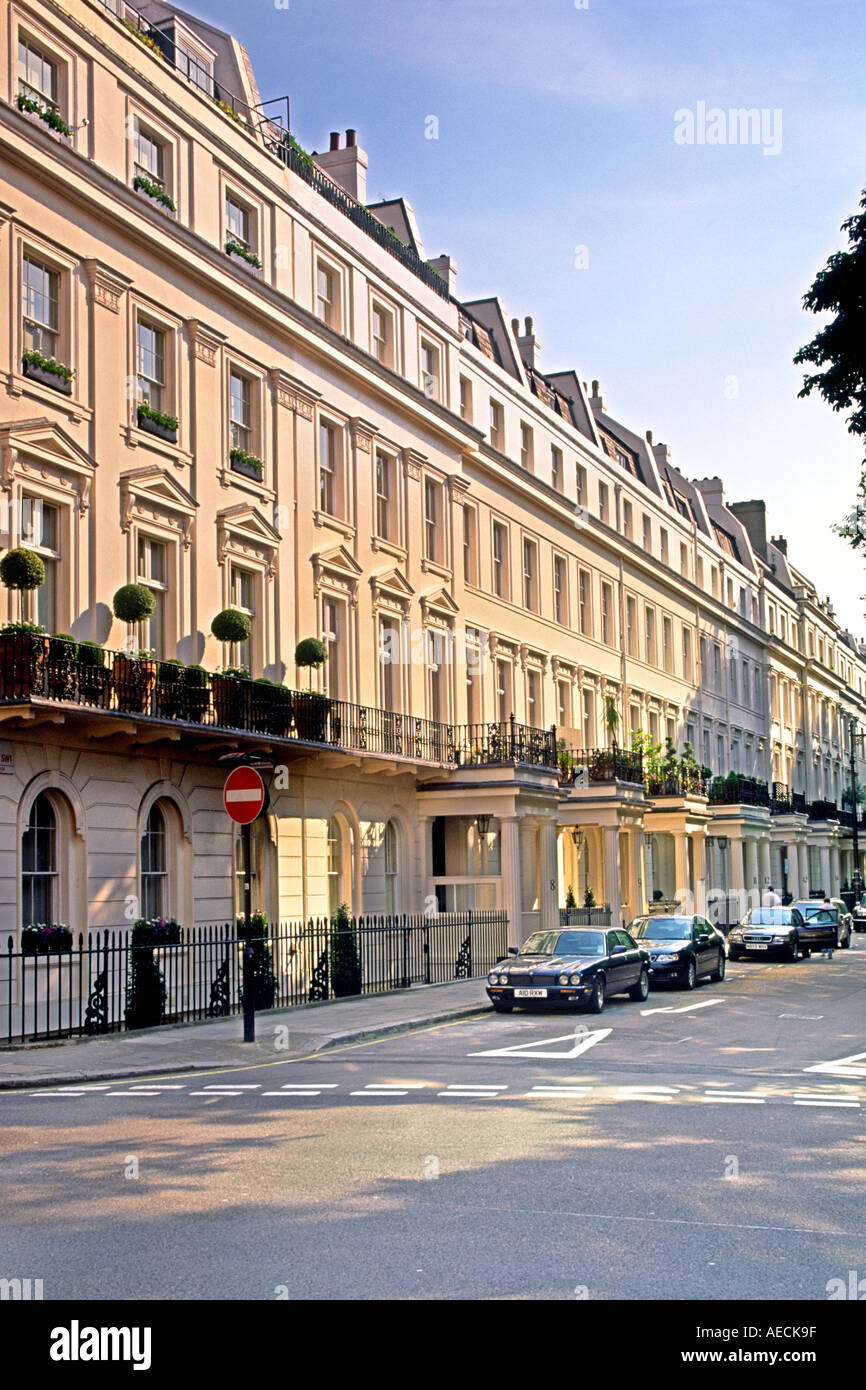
[770,781,793,813]
[646,767,708,798]
[559,747,645,787]
[0,635,554,769]
[707,774,770,807]
[808,799,839,821]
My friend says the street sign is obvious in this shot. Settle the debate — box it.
[223,765,267,824]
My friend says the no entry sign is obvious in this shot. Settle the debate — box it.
[223,765,267,824]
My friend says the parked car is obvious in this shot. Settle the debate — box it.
[487,927,650,1015]
[727,906,804,960]
[791,900,851,950]
[852,895,866,931]
[626,915,727,988]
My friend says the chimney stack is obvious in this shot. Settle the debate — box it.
[428,254,458,296]
[652,441,671,467]
[515,315,541,371]
[314,128,368,202]
[588,380,605,411]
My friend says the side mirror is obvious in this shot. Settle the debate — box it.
[508,946,519,955]
[611,944,627,955]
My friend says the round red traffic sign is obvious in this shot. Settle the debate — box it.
[223,765,267,824]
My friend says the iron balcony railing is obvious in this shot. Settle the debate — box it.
[559,747,645,787]
[97,0,288,137]
[808,799,839,822]
[771,781,793,813]
[646,767,708,798]
[559,906,613,927]
[0,635,556,769]
[707,775,770,807]
[1,911,508,1046]
[268,135,451,300]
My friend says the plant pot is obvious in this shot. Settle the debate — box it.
[183,686,211,723]
[230,454,264,481]
[112,656,157,714]
[21,926,73,955]
[250,683,276,732]
[270,692,294,737]
[22,359,73,395]
[155,683,185,719]
[45,640,77,700]
[212,673,248,729]
[137,412,178,443]
[293,694,329,742]
[0,632,49,698]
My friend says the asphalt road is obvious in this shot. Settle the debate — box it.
[3,939,866,1300]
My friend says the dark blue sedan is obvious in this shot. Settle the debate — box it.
[487,927,651,1014]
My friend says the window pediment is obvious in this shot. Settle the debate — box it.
[313,544,363,595]
[420,586,460,623]
[217,503,281,572]
[371,567,414,607]
[1,419,96,512]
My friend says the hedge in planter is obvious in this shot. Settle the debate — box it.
[112,585,157,712]
[183,664,210,721]
[330,902,362,998]
[124,918,181,1029]
[46,633,78,699]
[155,659,184,717]
[236,911,278,1010]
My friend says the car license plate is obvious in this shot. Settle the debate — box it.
[514,988,547,998]
[750,943,768,950]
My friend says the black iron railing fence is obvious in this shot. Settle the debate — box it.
[708,774,770,807]
[0,637,556,768]
[646,768,708,797]
[1,911,508,1046]
[559,747,645,787]
[559,907,613,927]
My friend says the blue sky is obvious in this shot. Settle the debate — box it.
[191,0,866,632]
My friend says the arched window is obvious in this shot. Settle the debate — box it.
[327,817,344,917]
[141,803,167,919]
[22,792,57,924]
[384,821,398,915]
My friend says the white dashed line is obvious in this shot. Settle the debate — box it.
[262,1090,323,1096]
[202,1084,262,1090]
[350,1089,409,1097]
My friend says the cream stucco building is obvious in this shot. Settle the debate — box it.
[2,0,865,954]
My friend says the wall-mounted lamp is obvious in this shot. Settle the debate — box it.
[476,813,492,837]
[571,827,584,851]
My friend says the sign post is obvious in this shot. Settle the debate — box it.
[223,765,268,1043]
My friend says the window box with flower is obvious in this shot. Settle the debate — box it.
[137,402,178,443]
[16,92,71,139]
[229,447,263,480]
[21,923,73,955]
[22,349,74,396]
[132,174,176,216]
[225,239,262,272]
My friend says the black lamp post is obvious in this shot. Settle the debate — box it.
[849,718,864,900]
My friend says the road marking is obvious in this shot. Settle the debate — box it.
[701,1091,766,1104]
[105,1090,166,1096]
[189,1091,242,1097]
[794,1098,860,1108]
[616,1086,681,1101]
[263,1090,322,1096]
[202,1084,262,1090]
[471,1027,611,1060]
[350,1089,409,1097]
[437,1090,503,1098]
[779,1015,823,1020]
[278,1082,339,1088]
[640,999,725,1016]
[804,1050,866,1078]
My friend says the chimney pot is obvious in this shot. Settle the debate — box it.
[511,318,520,335]
[592,380,599,397]
[329,131,340,151]
[525,316,533,336]
[646,430,653,445]
[346,128,356,147]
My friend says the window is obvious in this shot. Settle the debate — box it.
[713,644,721,689]
[520,422,534,471]
[175,39,213,94]
[682,626,693,681]
[496,658,513,723]
[717,734,725,772]
[323,596,346,699]
[489,398,504,451]
[600,582,613,646]
[326,817,344,918]
[463,505,479,586]
[582,689,594,749]
[424,478,443,564]
[551,445,563,491]
[730,660,738,702]
[522,537,538,611]
[553,555,567,625]
[225,193,252,251]
[527,669,541,728]
[22,255,59,357]
[230,565,254,671]
[696,556,704,589]
[578,570,590,636]
[626,596,637,657]
[18,37,58,110]
[21,496,59,633]
[421,338,440,400]
[378,615,400,712]
[137,535,167,656]
[492,521,508,599]
[459,375,473,422]
[229,370,253,454]
[384,821,398,915]
[711,566,719,599]
[427,629,447,722]
[371,302,393,366]
[700,635,708,683]
[662,616,673,673]
[660,528,669,566]
[649,710,660,745]
[623,500,633,540]
[319,421,342,517]
[140,803,167,920]
[727,577,735,609]
[136,320,166,413]
[557,679,571,729]
[133,119,166,190]
[22,792,57,926]
[576,464,587,507]
[598,483,609,525]
[375,449,395,542]
[645,607,656,666]
[466,627,482,725]
[315,260,339,328]
[680,542,688,578]
[642,516,652,554]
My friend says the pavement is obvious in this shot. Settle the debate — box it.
[0,978,490,1088]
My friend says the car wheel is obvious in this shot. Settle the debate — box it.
[492,1002,513,1013]
[681,958,697,990]
[711,951,726,982]
[629,968,650,1002]
[788,938,800,962]
[729,947,742,961]
[586,975,605,1014]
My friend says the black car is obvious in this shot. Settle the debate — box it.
[852,895,866,932]
[626,915,727,988]
[727,907,804,960]
[487,927,650,1015]
[791,900,851,951]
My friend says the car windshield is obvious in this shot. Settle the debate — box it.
[519,930,606,957]
[630,917,693,941]
[743,909,795,926]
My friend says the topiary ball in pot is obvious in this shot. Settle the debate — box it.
[211,608,252,644]
[0,547,45,591]
[112,583,156,625]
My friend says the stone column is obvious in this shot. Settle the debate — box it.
[632,828,647,917]
[819,845,831,898]
[692,833,708,915]
[787,843,799,903]
[603,825,623,928]
[759,838,771,893]
[674,834,690,913]
[798,843,809,899]
[830,844,841,896]
[500,817,523,950]
[539,817,559,932]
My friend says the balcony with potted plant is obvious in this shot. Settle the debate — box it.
[155,658,185,719]
[182,663,211,722]
[0,547,49,697]
[22,349,74,396]
[111,585,158,713]
[46,633,79,700]
[210,608,253,728]
[76,641,112,708]
[137,401,178,444]
[229,446,264,480]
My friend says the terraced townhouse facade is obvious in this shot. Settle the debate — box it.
[1,0,865,951]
